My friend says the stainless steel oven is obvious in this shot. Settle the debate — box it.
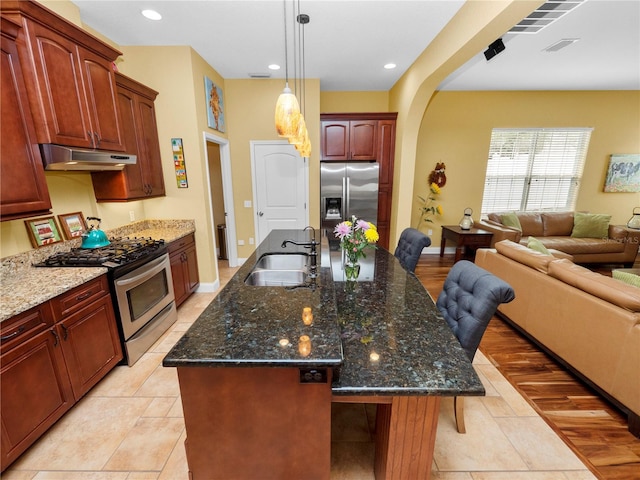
[37,237,178,366]
[113,252,177,366]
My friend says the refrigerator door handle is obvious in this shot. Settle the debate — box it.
[345,176,350,219]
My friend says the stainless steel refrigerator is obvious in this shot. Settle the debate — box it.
[320,161,379,234]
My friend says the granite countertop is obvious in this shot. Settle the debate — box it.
[0,219,195,322]
[163,229,485,397]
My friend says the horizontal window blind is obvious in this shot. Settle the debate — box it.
[481,128,592,215]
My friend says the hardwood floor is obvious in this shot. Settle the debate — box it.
[414,253,640,480]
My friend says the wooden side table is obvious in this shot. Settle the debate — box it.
[440,225,494,263]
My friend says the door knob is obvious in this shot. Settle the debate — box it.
[258,211,264,217]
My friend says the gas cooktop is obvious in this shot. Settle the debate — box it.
[36,237,165,269]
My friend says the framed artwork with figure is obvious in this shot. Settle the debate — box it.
[205,76,225,133]
[604,154,640,192]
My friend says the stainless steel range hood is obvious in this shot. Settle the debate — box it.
[40,144,136,171]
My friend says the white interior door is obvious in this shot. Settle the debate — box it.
[252,142,308,244]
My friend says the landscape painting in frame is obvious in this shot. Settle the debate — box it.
[204,76,225,133]
[604,154,640,192]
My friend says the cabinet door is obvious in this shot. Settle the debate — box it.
[58,294,122,399]
[0,22,52,221]
[321,121,350,160]
[170,250,188,307]
[24,19,94,148]
[136,96,165,197]
[78,48,123,151]
[376,119,396,250]
[350,120,377,160]
[1,328,73,471]
[184,245,200,294]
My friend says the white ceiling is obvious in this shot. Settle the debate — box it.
[71,0,640,92]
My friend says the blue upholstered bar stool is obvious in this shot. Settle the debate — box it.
[394,228,431,273]
[436,260,515,433]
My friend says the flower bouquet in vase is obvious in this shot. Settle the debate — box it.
[334,216,379,281]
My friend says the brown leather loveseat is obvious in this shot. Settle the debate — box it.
[478,211,640,266]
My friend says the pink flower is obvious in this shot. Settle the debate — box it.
[334,222,352,239]
[356,219,369,231]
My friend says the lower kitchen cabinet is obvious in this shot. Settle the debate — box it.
[168,233,200,308]
[0,275,122,472]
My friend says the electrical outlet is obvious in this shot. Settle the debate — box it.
[428,229,433,236]
[249,237,254,245]
[238,239,245,246]
[129,211,135,221]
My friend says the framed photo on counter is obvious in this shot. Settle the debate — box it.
[25,216,63,248]
[58,212,88,240]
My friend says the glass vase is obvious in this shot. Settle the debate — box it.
[344,261,360,281]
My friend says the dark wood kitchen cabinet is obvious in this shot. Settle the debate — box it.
[92,73,165,201]
[320,119,377,161]
[0,17,52,221]
[168,233,200,307]
[1,0,124,151]
[0,275,122,472]
[320,113,397,249]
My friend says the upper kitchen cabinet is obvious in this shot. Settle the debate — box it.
[1,0,124,151]
[92,73,165,201]
[320,113,397,249]
[0,17,52,221]
[320,118,377,161]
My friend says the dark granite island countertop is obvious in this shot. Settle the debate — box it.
[163,229,343,368]
[163,229,484,480]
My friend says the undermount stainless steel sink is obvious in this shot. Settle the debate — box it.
[254,254,308,270]
[244,254,309,286]
[244,269,308,286]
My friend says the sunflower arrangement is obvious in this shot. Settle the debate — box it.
[416,182,443,229]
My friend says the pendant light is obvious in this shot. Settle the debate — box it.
[274,0,300,138]
[291,9,311,157]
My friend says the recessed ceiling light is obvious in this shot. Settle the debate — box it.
[141,9,162,21]
[268,64,281,70]
[384,63,396,70]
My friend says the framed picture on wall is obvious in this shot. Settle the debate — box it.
[604,154,640,192]
[204,76,225,133]
[25,216,63,248]
[58,212,88,240]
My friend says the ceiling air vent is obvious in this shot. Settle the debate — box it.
[510,0,586,34]
[542,38,580,52]
[249,72,271,78]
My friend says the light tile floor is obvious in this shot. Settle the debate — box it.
[3,263,597,480]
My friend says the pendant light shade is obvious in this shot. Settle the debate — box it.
[275,85,300,138]
[288,113,307,145]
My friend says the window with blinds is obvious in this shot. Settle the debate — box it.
[481,128,592,215]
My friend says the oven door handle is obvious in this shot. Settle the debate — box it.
[116,254,169,287]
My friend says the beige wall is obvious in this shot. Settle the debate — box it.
[413,91,640,245]
[320,91,389,113]
[224,78,320,258]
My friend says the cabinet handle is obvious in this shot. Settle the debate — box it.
[87,131,95,148]
[61,324,68,341]
[94,131,101,147]
[76,291,92,301]
[1,326,25,341]
[51,329,60,347]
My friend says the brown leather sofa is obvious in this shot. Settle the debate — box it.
[478,211,640,266]
[475,240,640,436]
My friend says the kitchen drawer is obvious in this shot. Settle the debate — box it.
[0,303,54,354]
[50,275,109,321]
[167,234,195,254]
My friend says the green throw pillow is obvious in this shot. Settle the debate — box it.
[613,270,640,288]
[501,212,522,231]
[527,236,550,255]
[570,212,611,238]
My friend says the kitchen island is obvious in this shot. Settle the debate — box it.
[163,229,484,480]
